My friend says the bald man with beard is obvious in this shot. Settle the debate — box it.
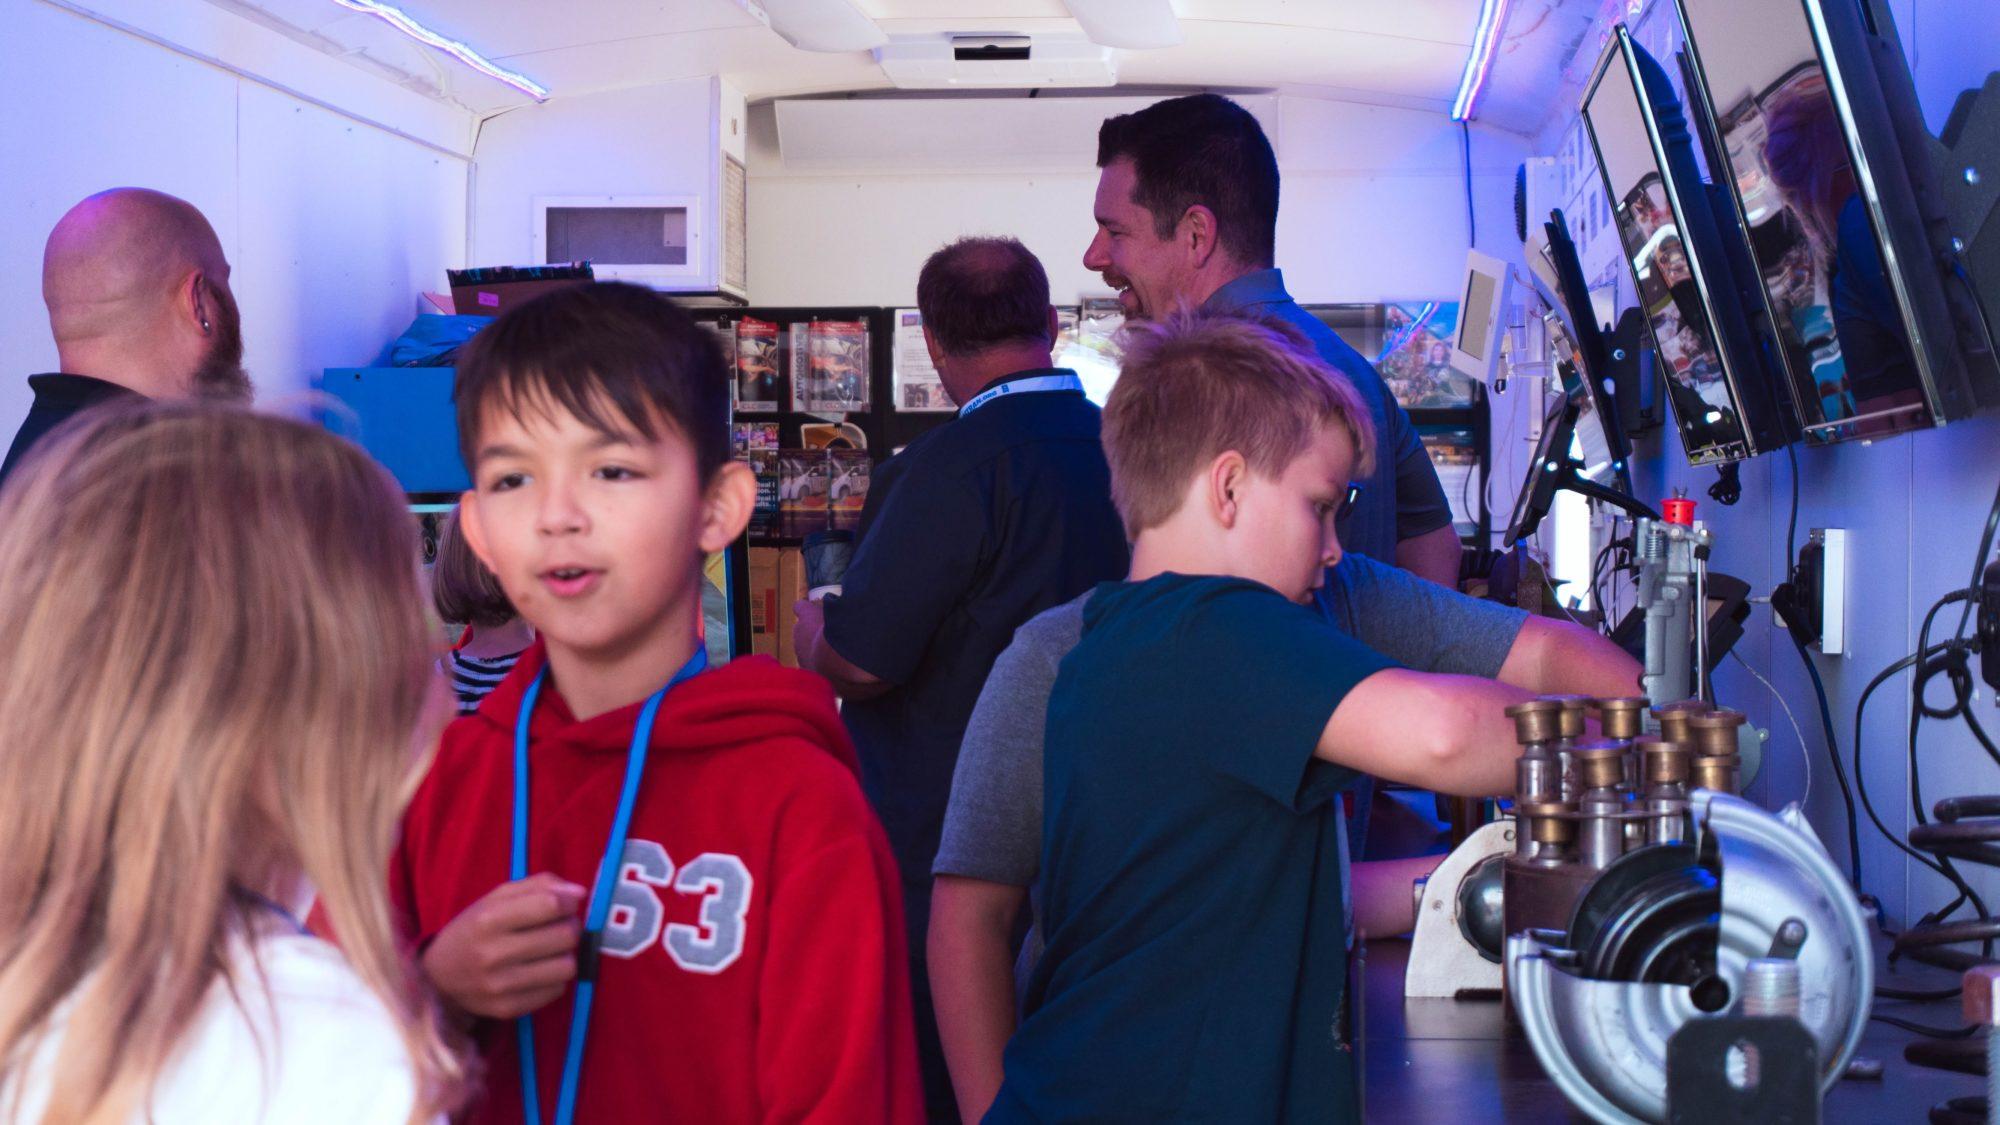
[2,188,249,484]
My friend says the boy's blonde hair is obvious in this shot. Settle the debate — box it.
[1102,310,1376,539]
[0,401,463,1123]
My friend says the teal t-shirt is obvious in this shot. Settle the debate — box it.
[989,573,1400,1123]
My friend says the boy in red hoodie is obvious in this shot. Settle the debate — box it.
[392,282,923,1123]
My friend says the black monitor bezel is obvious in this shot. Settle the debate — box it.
[1505,397,1580,544]
[1580,25,1799,465]
[1542,208,1636,497]
[1666,0,1965,440]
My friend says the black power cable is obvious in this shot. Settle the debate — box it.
[1775,442,1863,888]
[1791,631,1860,888]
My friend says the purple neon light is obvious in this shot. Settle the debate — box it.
[1450,0,1513,121]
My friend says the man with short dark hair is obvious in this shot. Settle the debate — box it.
[4,188,249,485]
[793,236,1128,1123]
[1084,93,1462,587]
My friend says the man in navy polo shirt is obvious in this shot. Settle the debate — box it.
[793,236,1128,1123]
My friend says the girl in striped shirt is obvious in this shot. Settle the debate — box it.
[431,507,532,715]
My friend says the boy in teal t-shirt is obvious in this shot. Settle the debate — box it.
[988,312,1531,1123]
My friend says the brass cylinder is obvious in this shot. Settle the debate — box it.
[1692,754,1739,793]
[1653,699,1712,746]
[1573,740,1629,791]
[1506,698,1564,745]
[1546,694,1592,739]
[1688,709,1748,758]
[1515,801,1576,847]
[1637,736,1691,785]
[1593,697,1650,739]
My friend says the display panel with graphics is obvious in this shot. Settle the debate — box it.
[1582,27,1796,464]
[1672,0,1931,441]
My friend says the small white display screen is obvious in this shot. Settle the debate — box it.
[1460,271,1498,361]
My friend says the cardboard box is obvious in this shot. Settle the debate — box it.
[776,548,806,668]
[748,547,780,659]
[446,264,593,317]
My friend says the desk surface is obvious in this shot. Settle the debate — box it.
[1361,937,1986,1123]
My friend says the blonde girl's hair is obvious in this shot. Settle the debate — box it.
[0,401,464,1124]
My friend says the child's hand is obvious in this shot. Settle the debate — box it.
[421,872,587,1022]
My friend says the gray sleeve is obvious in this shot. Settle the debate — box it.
[931,601,1084,884]
[1330,554,1529,678]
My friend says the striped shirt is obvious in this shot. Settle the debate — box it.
[446,649,524,716]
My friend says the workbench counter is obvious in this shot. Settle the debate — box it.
[1361,937,1986,1122]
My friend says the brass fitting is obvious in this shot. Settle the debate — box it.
[1573,739,1630,792]
[1515,801,1577,847]
[1636,736,1691,785]
[1544,694,1592,740]
[1652,699,1712,745]
[1505,698,1564,746]
[1691,754,1740,794]
[1687,709,1748,758]
[1592,697,1650,740]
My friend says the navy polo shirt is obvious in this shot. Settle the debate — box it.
[822,368,1129,893]
[0,374,136,487]
[1203,269,1453,564]
[989,573,1398,1124]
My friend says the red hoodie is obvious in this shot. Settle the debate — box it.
[391,643,924,1124]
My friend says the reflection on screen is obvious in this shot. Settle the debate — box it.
[1586,48,1748,462]
[1675,0,1926,440]
[1573,383,1618,487]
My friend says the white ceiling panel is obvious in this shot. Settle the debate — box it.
[202,0,1598,135]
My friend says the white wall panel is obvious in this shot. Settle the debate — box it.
[1,0,470,439]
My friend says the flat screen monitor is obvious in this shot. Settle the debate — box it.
[1548,311,1634,495]
[1582,27,1797,465]
[1506,397,1580,544]
[1671,0,1996,437]
[1449,249,1515,381]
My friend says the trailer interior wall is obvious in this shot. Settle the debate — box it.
[0,0,473,437]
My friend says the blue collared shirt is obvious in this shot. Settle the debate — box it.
[1202,269,1453,565]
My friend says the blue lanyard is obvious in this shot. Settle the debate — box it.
[956,371,1085,417]
[511,646,709,1125]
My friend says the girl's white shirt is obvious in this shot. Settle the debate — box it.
[5,923,435,1124]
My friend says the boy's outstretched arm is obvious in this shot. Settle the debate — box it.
[1318,670,1531,797]
[1497,616,1643,698]
[928,875,1028,1123]
[758,824,925,1124]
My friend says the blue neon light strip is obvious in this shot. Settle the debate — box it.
[1449,0,1512,121]
[331,0,549,101]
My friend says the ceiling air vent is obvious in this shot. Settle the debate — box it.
[876,34,1116,88]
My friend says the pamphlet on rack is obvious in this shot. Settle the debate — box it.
[749,449,781,534]
[892,309,954,412]
[733,317,781,413]
[732,420,780,456]
[804,320,870,414]
[828,449,870,524]
[779,449,830,517]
